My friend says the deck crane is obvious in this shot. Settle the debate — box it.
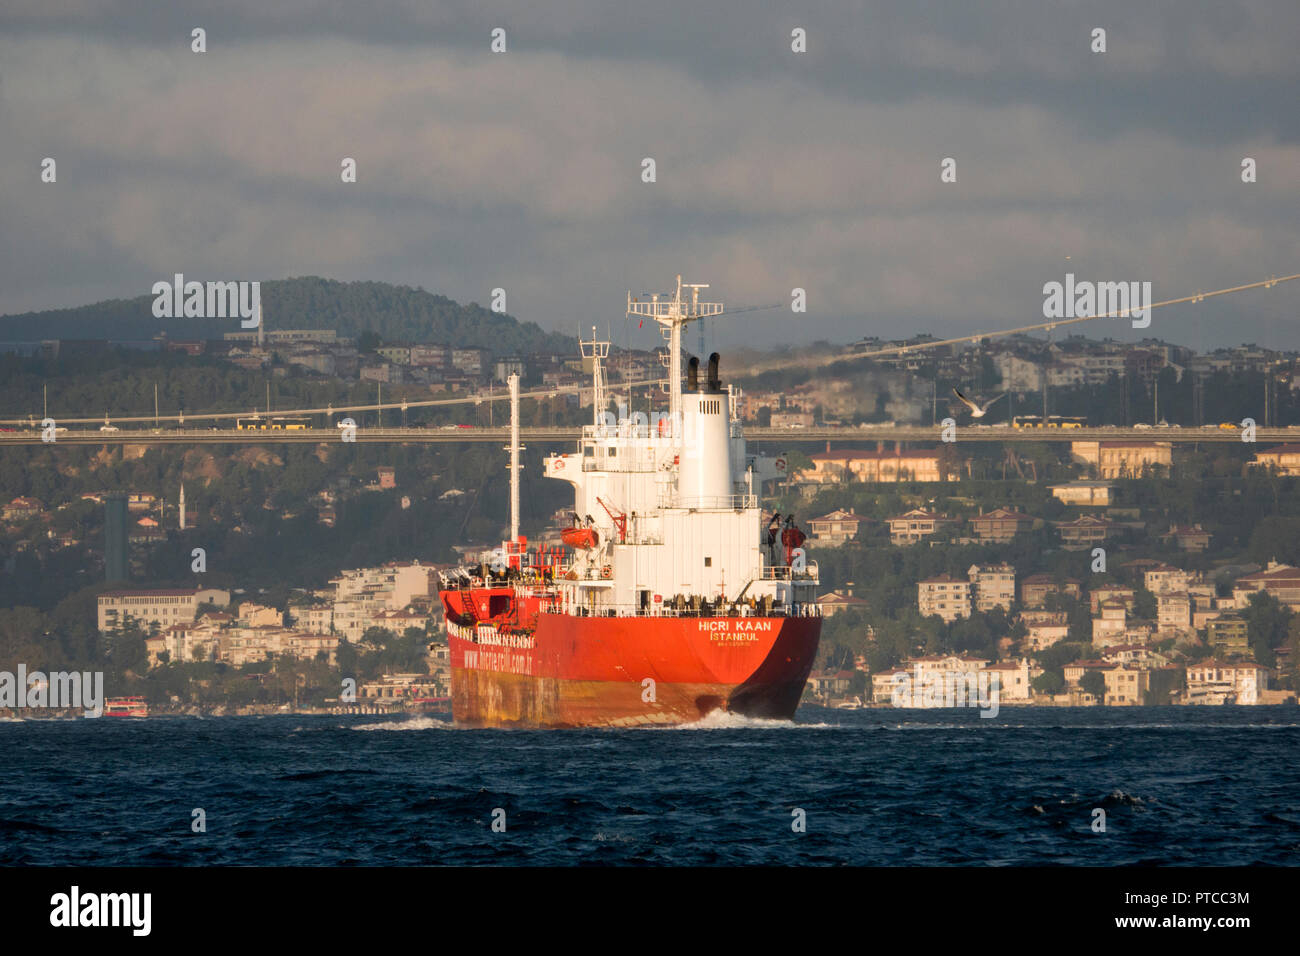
[597,496,627,544]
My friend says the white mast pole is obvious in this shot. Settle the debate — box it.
[509,372,520,543]
[591,326,606,427]
[668,276,682,425]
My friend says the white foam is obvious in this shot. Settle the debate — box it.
[351,716,455,732]
[670,710,836,731]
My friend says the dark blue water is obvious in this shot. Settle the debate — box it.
[2,707,1297,865]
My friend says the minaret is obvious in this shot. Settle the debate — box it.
[179,481,186,530]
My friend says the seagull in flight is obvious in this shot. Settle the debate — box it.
[951,387,1006,418]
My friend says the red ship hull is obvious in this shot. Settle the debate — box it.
[447,612,820,728]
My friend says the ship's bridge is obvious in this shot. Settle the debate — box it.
[580,423,675,473]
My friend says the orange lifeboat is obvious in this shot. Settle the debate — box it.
[561,527,600,550]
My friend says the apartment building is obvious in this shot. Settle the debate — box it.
[1157,591,1192,633]
[917,575,972,621]
[1160,524,1212,552]
[1020,574,1082,608]
[1048,481,1114,506]
[1232,561,1300,612]
[1186,661,1270,705]
[1092,600,1128,646]
[1249,444,1300,476]
[1207,615,1250,658]
[330,561,435,641]
[1021,610,1070,651]
[807,510,865,547]
[802,448,949,484]
[1070,441,1172,479]
[984,659,1040,701]
[968,508,1035,543]
[97,587,231,634]
[1090,585,1135,613]
[1056,515,1113,548]
[968,563,1016,613]
[889,509,952,546]
[1144,564,1190,595]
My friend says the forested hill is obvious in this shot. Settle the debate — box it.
[0,277,574,356]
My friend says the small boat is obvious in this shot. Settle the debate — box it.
[560,527,600,549]
[104,696,148,717]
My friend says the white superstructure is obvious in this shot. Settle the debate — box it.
[539,276,818,617]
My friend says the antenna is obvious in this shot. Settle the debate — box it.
[627,275,723,426]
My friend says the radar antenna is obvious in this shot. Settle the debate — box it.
[627,275,724,426]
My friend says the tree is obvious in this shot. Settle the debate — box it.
[1132,588,1158,621]
[1244,591,1290,668]
[1248,519,1300,566]
[1079,669,1106,702]
[335,639,358,677]
[1032,670,1064,695]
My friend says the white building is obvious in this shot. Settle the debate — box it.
[984,659,1040,701]
[918,575,971,621]
[968,563,1016,613]
[330,562,435,642]
[1185,661,1270,705]
[97,587,231,634]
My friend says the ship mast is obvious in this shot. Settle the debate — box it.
[627,275,724,425]
[580,327,610,428]
[507,372,521,543]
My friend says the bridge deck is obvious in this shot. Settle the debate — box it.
[0,425,1288,445]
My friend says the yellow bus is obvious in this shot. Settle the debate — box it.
[236,417,310,430]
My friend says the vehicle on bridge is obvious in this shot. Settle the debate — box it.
[1011,415,1086,429]
[236,416,310,430]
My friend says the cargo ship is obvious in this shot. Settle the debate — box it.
[438,276,821,727]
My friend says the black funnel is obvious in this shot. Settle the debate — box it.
[707,352,721,391]
[686,355,699,391]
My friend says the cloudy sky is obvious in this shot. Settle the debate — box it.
[1,1,1298,351]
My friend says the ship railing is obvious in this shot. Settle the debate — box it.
[581,456,661,474]
[541,602,820,619]
[758,561,820,581]
[582,422,678,441]
[658,493,758,510]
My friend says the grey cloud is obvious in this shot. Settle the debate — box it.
[0,3,1297,349]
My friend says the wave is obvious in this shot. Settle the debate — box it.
[351,717,455,732]
[669,710,837,731]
